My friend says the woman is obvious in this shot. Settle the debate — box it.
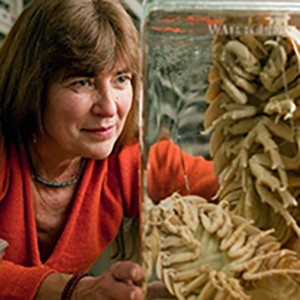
[0,0,218,299]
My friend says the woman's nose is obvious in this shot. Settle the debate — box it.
[92,85,117,116]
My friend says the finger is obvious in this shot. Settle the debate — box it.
[110,261,144,285]
[148,281,177,299]
[105,279,143,300]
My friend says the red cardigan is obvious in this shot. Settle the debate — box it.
[0,139,218,299]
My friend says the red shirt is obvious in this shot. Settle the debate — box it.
[0,139,218,299]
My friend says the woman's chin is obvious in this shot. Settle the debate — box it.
[86,147,115,160]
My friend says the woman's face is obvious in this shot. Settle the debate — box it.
[41,61,133,160]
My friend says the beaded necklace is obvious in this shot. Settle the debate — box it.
[26,146,85,188]
[33,174,79,188]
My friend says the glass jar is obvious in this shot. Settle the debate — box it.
[139,1,300,299]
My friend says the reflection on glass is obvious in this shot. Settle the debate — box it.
[140,1,300,299]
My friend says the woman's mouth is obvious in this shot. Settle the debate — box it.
[83,126,115,139]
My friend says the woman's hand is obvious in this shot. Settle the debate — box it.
[75,261,144,300]
[147,281,177,299]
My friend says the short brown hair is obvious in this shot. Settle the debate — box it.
[0,0,140,150]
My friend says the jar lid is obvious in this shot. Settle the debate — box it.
[143,0,300,19]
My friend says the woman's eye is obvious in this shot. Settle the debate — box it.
[116,74,132,85]
[73,79,93,87]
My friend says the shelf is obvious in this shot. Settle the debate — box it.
[124,0,142,19]
[0,7,15,35]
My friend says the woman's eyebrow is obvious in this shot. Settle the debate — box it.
[115,67,131,74]
[62,71,95,80]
